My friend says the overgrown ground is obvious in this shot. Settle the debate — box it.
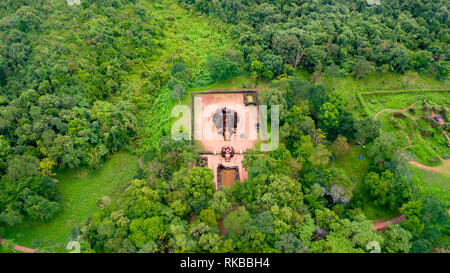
[2,0,239,250]
[326,71,449,117]
[355,86,450,207]
[3,0,449,251]
[332,145,399,220]
[328,72,450,214]
[376,97,450,163]
[137,0,238,152]
[3,152,138,250]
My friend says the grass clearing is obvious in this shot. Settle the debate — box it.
[410,165,450,206]
[332,145,370,183]
[332,145,399,220]
[325,71,449,117]
[3,152,138,250]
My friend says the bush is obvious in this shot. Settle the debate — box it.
[206,55,241,82]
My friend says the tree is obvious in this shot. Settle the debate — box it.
[318,102,340,130]
[275,233,309,253]
[328,213,383,251]
[223,207,250,234]
[383,224,412,253]
[410,239,431,253]
[330,135,350,158]
[262,54,283,76]
[400,200,425,237]
[354,118,381,145]
[363,171,390,206]
[197,233,226,253]
[90,100,137,152]
[7,155,39,181]
[352,60,373,79]
[129,217,165,248]
[272,34,301,66]
[0,136,11,175]
[172,84,186,104]
[308,144,331,168]
[411,50,433,71]
[209,190,232,217]
[363,170,409,209]
[253,211,275,235]
[198,208,218,227]
[0,239,16,253]
[39,158,56,176]
[419,195,448,228]
[368,132,398,167]
[311,232,364,253]
[0,208,24,227]
[183,167,215,201]
[324,168,353,204]
[295,214,315,246]
[24,195,60,221]
[303,46,326,73]
[207,55,240,82]
[385,46,410,73]
[293,135,314,159]
[308,84,328,115]
[171,167,216,214]
[259,80,290,120]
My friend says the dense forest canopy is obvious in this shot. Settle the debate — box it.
[0,0,448,254]
[0,0,162,231]
[180,0,449,78]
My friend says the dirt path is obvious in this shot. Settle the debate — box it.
[375,108,406,120]
[0,237,36,253]
[375,100,450,174]
[374,211,450,232]
[373,215,406,231]
[408,159,450,175]
[374,101,419,121]
[418,131,424,141]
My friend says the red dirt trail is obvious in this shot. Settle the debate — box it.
[373,215,406,231]
[0,237,36,253]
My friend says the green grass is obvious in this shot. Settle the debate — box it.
[325,71,450,117]
[361,201,401,221]
[406,144,443,166]
[332,145,370,183]
[327,71,448,93]
[374,98,448,166]
[410,166,450,206]
[189,75,269,93]
[332,145,399,220]
[364,92,450,117]
[3,152,138,251]
[138,0,239,152]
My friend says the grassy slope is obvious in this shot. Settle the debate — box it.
[411,165,450,205]
[365,92,450,118]
[323,71,449,207]
[3,152,138,250]
[325,71,449,117]
[138,0,238,151]
[376,99,449,164]
[2,0,237,249]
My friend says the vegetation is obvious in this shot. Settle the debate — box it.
[0,0,448,254]
[2,152,137,250]
[179,0,449,80]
